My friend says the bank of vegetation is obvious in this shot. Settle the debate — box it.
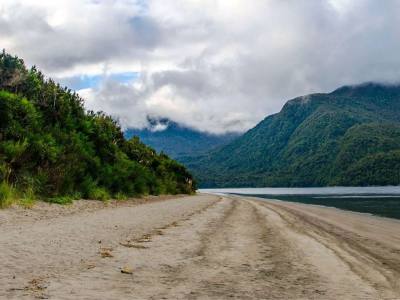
[0,51,195,207]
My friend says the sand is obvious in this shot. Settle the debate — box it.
[0,193,399,299]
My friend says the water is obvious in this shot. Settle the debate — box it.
[200,186,400,220]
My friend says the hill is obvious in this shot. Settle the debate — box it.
[0,51,195,206]
[183,83,400,187]
[125,119,240,158]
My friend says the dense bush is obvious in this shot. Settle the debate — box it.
[0,51,195,205]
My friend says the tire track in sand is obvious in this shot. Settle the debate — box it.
[146,197,322,299]
[249,197,398,299]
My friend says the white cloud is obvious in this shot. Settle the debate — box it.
[1,0,400,133]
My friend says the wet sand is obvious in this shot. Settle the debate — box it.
[1,194,399,299]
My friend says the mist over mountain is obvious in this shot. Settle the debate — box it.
[125,118,240,159]
[182,82,400,188]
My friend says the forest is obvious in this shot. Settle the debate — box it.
[0,51,195,207]
[184,83,400,187]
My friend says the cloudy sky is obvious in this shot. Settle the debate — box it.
[1,0,400,133]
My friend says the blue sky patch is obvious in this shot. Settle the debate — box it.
[58,72,140,91]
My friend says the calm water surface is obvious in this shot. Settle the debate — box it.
[200,186,400,220]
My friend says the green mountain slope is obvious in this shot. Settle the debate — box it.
[0,51,195,205]
[125,119,239,159]
[183,83,400,187]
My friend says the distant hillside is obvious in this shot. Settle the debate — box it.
[183,83,400,187]
[125,119,240,158]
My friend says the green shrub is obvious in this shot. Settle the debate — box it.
[115,192,128,201]
[0,181,15,208]
[0,51,195,205]
[87,187,110,201]
[0,164,7,182]
[46,196,74,205]
[19,185,36,208]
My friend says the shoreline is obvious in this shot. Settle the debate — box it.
[238,194,400,223]
[216,191,400,221]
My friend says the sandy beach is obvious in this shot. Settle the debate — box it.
[1,193,400,299]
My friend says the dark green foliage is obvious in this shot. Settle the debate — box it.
[0,51,195,201]
[184,83,400,187]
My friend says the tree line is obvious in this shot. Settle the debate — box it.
[0,51,195,206]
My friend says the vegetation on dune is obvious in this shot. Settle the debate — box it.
[183,83,400,188]
[0,51,195,207]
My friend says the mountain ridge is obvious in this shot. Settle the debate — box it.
[125,119,240,158]
[182,82,400,188]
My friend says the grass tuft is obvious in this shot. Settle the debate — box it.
[0,181,15,208]
[115,192,128,201]
[46,196,74,205]
[87,187,110,201]
[19,186,36,208]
